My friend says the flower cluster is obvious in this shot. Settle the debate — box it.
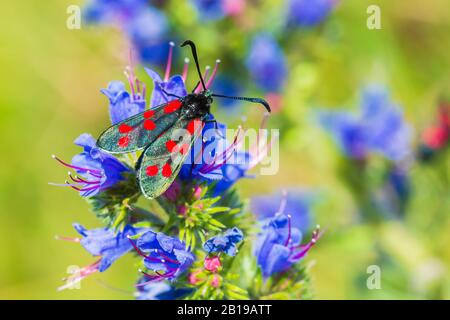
[53,43,319,299]
[318,86,412,162]
[318,86,414,220]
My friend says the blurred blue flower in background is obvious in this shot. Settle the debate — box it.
[373,165,411,218]
[126,7,170,64]
[190,0,226,21]
[84,0,169,65]
[251,189,313,233]
[203,227,244,256]
[246,34,287,92]
[211,75,242,109]
[83,0,148,24]
[318,86,412,162]
[287,0,337,27]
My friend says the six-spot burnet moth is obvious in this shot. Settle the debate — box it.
[96,40,271,199]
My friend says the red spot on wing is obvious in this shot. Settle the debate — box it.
[146,165,159,176]
[118,136,130,148]
[162,163,172,177]
[144,119,156,130]
[119,124,133,134]
[166,140,177,152]
[179,144,189,155]
[144,110,155,119]
[164,100,182,114]
[187,119,202,135]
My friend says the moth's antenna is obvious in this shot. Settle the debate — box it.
[181,40,207,91]
[212,94,271,113]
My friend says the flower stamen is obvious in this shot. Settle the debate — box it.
[164,41,175,82]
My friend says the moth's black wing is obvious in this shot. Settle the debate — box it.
[137,118,204,199]
[96,99,183,154]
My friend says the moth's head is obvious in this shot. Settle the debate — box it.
[203,89,213,104]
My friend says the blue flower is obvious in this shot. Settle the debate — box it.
[318,112,366,159]
[139,41,174,66]
[287,0,337,27]
[83,0,148,24]
[178,119,252,196]
[203,227,244,256]
[83,1,169,65]
[212,152,251,196]
[373,165,411,218]
[211,75,242,109]
[145,42,189,108]
[135,278,192,300]
[125,7,169,53]
[101,81,146,125]
[254,213,320,278]
[52,133,129,196]
[246,34,287,92]
[73,223,144,272]
[251,189,313,233]
[318,86,412,162]
[57,223,147,291]
[131,230,195,280]
[190,0,226,21]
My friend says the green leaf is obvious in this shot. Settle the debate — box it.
[208,218,226,228]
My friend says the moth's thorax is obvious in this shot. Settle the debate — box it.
[181,92,212,120]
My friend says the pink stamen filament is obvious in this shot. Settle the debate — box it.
[142,83,146,100]
[284,214,292,247]
[69,172,100,185]
[52,155,102,175]
[290,227,321,259]
[182,57,190,82]
[194,66,211,93]
[164,42,175,82]
[249,132,274,170]
[128,237,162,262]
[58,259,101,291]
[124,69,136,98]
[201,127,242,172]
[136,270,177,286]
[65,181,100,192]
[87,170,103,179]
[135,79,141,99]
[278,190,288,215]
[55,235,81,242]
[205,59,221,89]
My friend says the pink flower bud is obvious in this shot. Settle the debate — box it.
[211,274,222,288]
[188,270,202,285]
[204,256,221,273]
[177,205,187,216]
[193,186,202,199]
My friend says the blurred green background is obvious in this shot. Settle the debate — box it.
[0,0,449,299]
